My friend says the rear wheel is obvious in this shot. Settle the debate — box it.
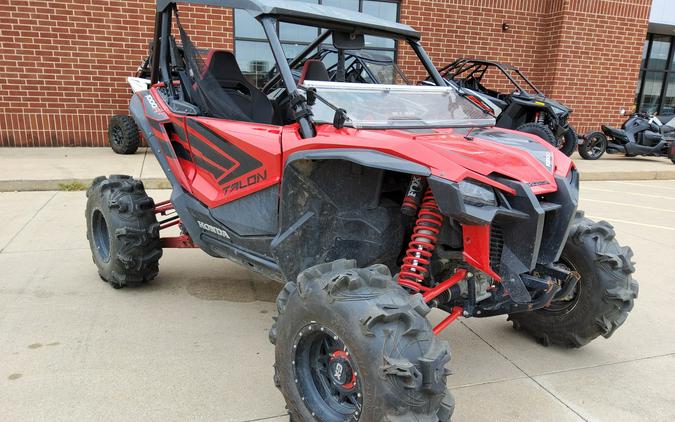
[558,125,578,157]
[668,142,675,164]
[270,259,454,421]
[108,115,141,155]
[578,132,607,160]
[86,175,162,289]
[508,212,638,347]
[516,123,558,150]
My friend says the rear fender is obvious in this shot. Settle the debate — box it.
[271,150,428,281]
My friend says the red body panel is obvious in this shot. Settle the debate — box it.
[282,124,573,195]
[147,88,572,206]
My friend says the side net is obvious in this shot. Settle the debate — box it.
[175,13,252,122]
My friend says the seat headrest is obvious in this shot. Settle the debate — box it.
[206,50,245,81]
[299,60,330,84]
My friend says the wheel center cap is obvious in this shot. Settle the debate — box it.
[328,355,353,387]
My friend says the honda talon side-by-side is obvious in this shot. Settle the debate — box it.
[439,58,579,157]
[86,1,638,420]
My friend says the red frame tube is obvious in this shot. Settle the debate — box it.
[433,307,464,335]
[160,233,196,248]
[422,269,468,303]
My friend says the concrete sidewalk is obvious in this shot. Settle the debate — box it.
[0,147,674,191]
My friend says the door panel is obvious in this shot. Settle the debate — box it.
[185,117,283,208]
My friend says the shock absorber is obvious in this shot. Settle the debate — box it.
[399,188,443,289]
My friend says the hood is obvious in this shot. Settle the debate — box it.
[516,92,571,115]
[284,125,574,195]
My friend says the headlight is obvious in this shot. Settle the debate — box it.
[459,180,497,207]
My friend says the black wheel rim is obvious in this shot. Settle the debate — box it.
[92,209,111,263]
[293,324,363,422]
[543,259,581,315]
[111,125,124,146]
[585,135,606,158]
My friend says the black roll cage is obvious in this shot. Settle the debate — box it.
[440,59,543,97]
[149,2,445,139]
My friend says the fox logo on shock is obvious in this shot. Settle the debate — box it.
[197,221,231,239]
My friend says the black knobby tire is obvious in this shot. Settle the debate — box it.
[578,132,607,160]
[270,259,454,421]
[669,142,675,164]
[108,115,141,155]
[86,175,162,289]
[516,123,558,150]
[558,125,578,157]
[508,212,638,348]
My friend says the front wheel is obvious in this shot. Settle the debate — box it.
[578,132,607,160]
[516,123,558,150]
[270,260,454,421]
[508,212,638,348]
[558,125,578,157]
[86,175,162,288]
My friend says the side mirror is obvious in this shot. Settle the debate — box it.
[333,31,365,50]
[619,108,626,116]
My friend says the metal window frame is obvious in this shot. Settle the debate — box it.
[637,32,675,114]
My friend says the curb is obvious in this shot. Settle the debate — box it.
[0,178,171,192]
[1,171,674,192]
[579,170,675,181]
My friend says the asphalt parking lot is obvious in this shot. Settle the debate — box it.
[1,180,674,421]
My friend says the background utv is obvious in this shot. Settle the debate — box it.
[440,58,579,157]
[86,1,638,420]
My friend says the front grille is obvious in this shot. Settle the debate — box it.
[489,224,504,274]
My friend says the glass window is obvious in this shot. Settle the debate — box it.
[363,1,397,20]
[639,71,665,114]
[234,9,265,39]
[641,37,649,68]
[363,1,397,49]
[648,35,671,70]
[664,74,675,115]
[637,34,675,114]
[322,0,359,10]
[282,43,314,61]
[234,40,276,87]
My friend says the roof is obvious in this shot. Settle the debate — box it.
[157,0,420,39]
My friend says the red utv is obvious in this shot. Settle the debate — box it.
[85,1,638,420]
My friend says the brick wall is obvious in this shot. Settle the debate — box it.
[0,0,650,147]
[0,1,231,147]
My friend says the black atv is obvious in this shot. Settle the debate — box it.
[439,58,578,156]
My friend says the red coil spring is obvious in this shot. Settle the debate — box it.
[399,188,443,287]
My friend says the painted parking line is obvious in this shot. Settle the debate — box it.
[585,215,675,232]
[582,186,675,200]
[603,181,675,191]
[581,198,675,214]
